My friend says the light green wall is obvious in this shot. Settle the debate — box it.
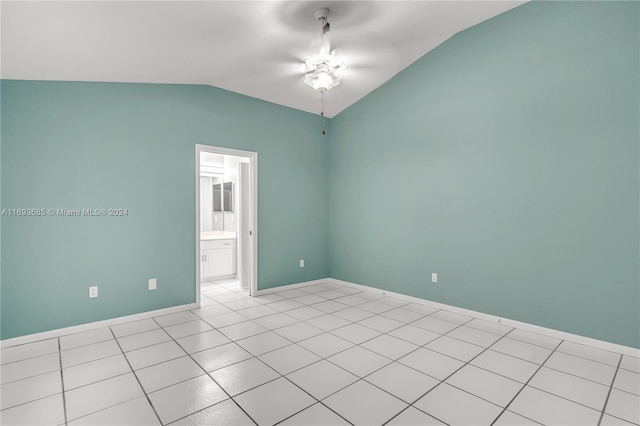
[2,1,638,348]
[1,81,329,339]
[329,1,639,348]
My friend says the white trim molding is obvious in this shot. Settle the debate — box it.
[1,303,197,349]
[255,277,640,357]
[326,278,640,358]
[3,277,638,358]
[195,144,259,299]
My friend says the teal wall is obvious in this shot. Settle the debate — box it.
[329,1,639,348]
[1,81,329,339]
[2,1,638,348]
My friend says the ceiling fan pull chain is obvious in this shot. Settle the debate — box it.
[320,92,327,135]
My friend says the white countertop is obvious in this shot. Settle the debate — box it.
[201,231,237,241]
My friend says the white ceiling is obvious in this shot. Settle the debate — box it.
[1,1,525,118]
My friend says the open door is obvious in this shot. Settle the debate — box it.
[196,144,258,303]
[239,162,251,292]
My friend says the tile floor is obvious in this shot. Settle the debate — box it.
[1,280,639,426]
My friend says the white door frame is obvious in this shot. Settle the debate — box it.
[195,144,258,305]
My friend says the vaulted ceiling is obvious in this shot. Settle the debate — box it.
[1,1,525,117]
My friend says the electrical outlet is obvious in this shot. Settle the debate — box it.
[89,286,98,298]
[431,273,438,283]
[299,259,305,268]
[148,278,157,290]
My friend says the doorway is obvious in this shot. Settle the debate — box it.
[195,145,257,306]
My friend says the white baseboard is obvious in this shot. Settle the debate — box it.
[1,303,197,349]
[328,278,640,358]
[1,279,331,348]
[4,277,638,359]
[254,278,330,296]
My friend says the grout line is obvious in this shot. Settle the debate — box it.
[0,347,65,419]
[118,333,173,352]
[109,325,164,426]
[392,318,511,408]
[0,357,62,385]
[58,352,121,372]
[384,406,451,426]
[7,281,634,426]
[381,406,412,426]
[205,283,415,421]
[540,362,620,388]
[57,337,69,426]
[197,290,599,426]
[151,296,260,426]
[315,400,355,426]
[61,372,152,421]
[186,372,260,425]
[272,378,354,426]
[495,354,623,417]
[398,324,517,423]
[454,352,533,386]
[490,338,564,425]
[117,339,259,424]
[0,350,60,367]
[0,393,67,417]
[597,353,624,426]
[554,347,624,369]
[271,309,476,424]
[59,337,114,352]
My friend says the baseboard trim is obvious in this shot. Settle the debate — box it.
[327,278,639,357]
[4,277,638,358]
[255,278,330,296]
[2,279,332,348]
[1,303,197,349]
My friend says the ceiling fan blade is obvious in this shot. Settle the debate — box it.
[331,27,400,72]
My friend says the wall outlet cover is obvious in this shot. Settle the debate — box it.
[89,286,98,298]
[148,278,157,290]
[431,273,438,283]
[299,259,305,268]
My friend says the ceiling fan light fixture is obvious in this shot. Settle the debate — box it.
[303,54,346,93]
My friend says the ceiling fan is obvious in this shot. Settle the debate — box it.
[226,2,400,120]
[301,8,346,94]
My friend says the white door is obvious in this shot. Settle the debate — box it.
[239,162,251,291]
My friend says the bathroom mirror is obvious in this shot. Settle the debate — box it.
[213,181,233,212]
